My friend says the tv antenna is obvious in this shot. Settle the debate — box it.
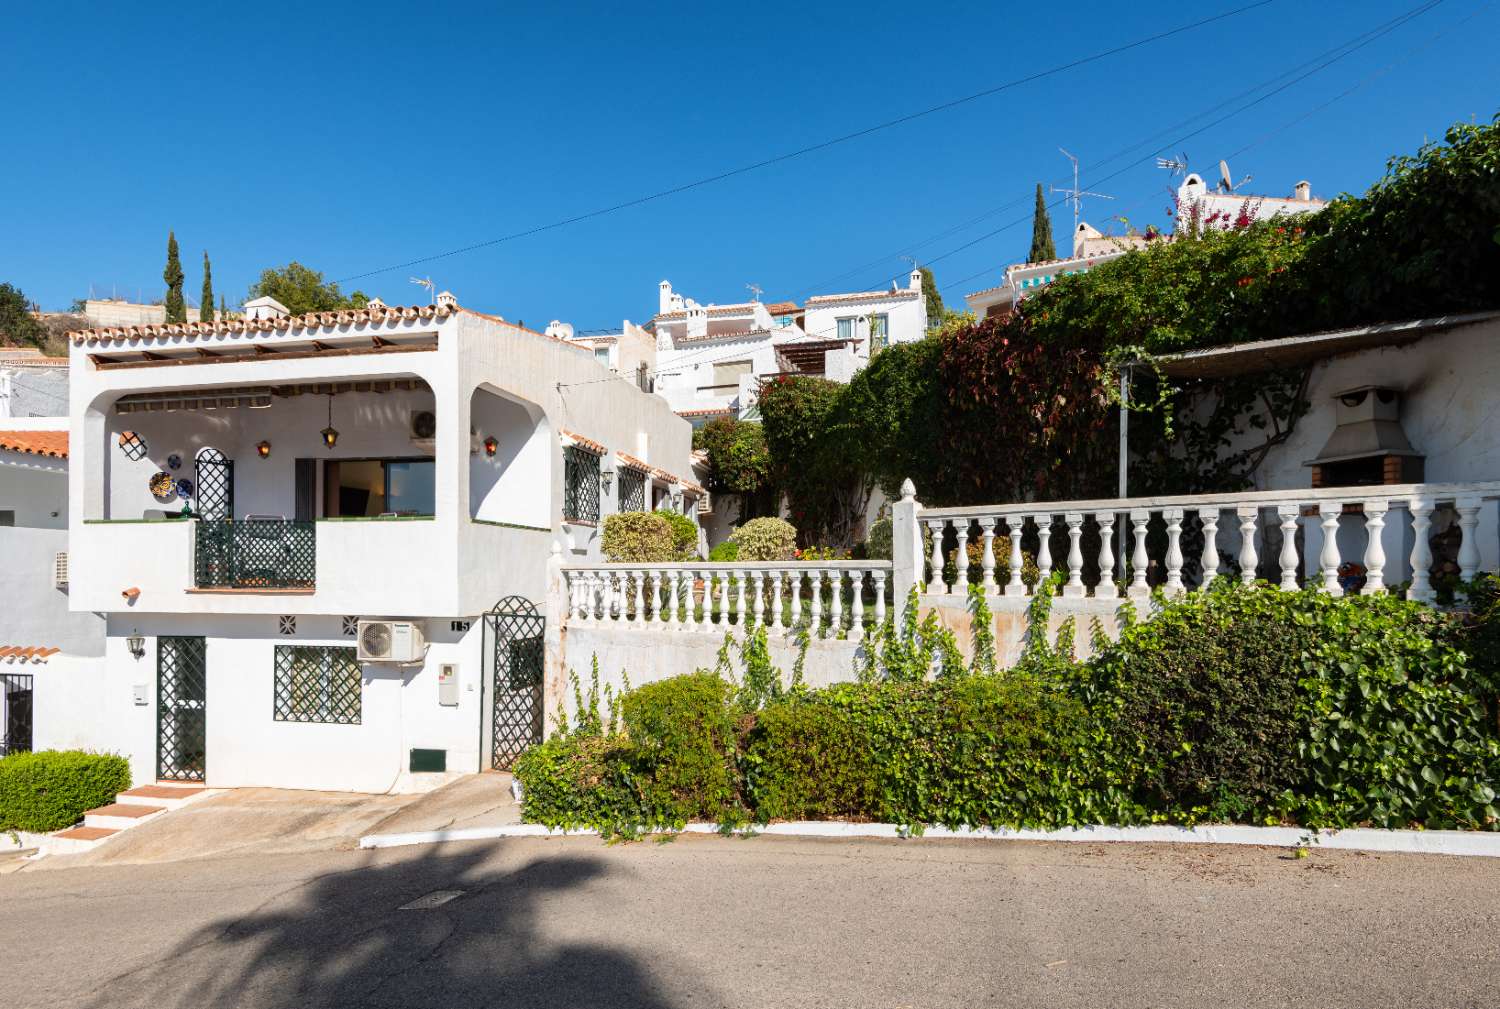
[409,276,436,305]
[1050,147,1114,236]
[1217,159,1253,194]
[1155,152,1190,176]
[745,282,763,302]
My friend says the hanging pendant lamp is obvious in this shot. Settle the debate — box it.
[321,393,339,449]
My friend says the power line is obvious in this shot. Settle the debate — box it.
[935,0,1446,297]
[335,1,1276,286]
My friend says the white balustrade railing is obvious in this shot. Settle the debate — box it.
[561,561,892,636]
[916,480,1500,604]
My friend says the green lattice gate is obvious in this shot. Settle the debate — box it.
[485,597,544,769]
[157,636,207,782]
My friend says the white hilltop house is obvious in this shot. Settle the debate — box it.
[643,273,928,422]
[51,291,698,794]
[967,173,1328,320]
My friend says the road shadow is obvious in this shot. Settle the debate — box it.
[93,844,690,1008]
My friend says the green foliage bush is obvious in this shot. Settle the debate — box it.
[729,517,797,561]
[708,540,740,563]
[517,582,1500,834]
[601,511,676,563]
[864,517,893,560]
[654,507,700,560]
[0,750,133,832]
[619,672,742,827]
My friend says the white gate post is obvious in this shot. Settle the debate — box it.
[891,478,923,626]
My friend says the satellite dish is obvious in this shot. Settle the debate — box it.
[1218,160,1233,193]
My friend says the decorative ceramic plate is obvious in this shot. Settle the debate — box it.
[149,471,175,500]
[175,478,193,499]
[167,453,182,471]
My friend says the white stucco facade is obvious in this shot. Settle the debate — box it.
[55,295,696,792]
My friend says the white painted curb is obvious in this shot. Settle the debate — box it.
[360,820,1500,858]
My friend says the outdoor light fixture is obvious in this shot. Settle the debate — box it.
[321,394,339,449]
[256,440,272,459]
[483,436,498,457]
[126,630,145,660]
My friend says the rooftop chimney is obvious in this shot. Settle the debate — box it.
[545,320,576,341]
[435,290,457,310]
[1294,180,1311,201]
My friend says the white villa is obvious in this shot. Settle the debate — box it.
[645,272,928,422]
[46,292,698,794]
[966,173,1328,320]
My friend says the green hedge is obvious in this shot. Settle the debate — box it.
[0,750,132,832]
[515,584,1500,834]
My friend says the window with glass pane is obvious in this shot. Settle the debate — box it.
[710,360,752,388]
[837,317,855,340]
[274,646,361,724]
[619,467,647,512]
[594,346,611,365]
[870,313,889,351]
[564,446,601,523]
[386,461,435,515]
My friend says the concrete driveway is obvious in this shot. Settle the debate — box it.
[30,772,519,869]
[1,832,1498,1008]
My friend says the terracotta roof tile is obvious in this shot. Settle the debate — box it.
[764,301,799,315]
[676,407,735,418]
[0,429,68,459]
[0,645,59,663]
[561,430,607,455]
[70,302,459,344]
[616,451,651,473]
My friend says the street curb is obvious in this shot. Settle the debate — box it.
[359,820,1500,857]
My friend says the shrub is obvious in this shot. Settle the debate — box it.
[601,511,675,563]
[654,507,700,560]
[744,694,882,821]
[708,540,739,563]
[619,672,742,826]
[513,734,642,833]
[864,517,893,560]
[0,750,132,832]
[730,517,797,561]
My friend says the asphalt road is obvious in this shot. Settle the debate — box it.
[2,834,1498,1008]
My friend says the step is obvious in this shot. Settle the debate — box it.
[120,785,207,810]
[54,826,118,842]
[153,779,207,790]
[83,802,166,830]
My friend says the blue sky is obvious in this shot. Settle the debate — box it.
[3,1,1495,327]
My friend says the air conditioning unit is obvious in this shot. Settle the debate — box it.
[410,410,437,442]
[53,551,68,588]
[357,619,428,663]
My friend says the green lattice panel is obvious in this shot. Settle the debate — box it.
[157,636,207,781]
[488,597,544,769]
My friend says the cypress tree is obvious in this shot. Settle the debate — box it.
[919,267,943,320]
[163,231,186,323]
[219,294,227,321]
[1028,183,1056,263]
[200,251,214,323]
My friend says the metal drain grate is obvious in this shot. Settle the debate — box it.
[399,889,466,910]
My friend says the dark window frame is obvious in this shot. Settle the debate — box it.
[563,446,602,524]
[273,645,362,724]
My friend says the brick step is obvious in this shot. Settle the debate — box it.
[153,780,207,790]
[83,803,166,830]
[54,826,119,842]
[120,785,206,809]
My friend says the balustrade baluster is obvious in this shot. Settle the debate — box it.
[654,572,670,627]
[1006,518,1026,597]
[924,520,944,594]
[1063,513,1085,598]
[1164,508,1185,595]
[1362,501,1388,595]
[1277,504,1300,591]
[1237,506,1259,586]
[873,570,887,626]
[633,570,645,624]
[979,519,997,594]
[1097,514,1116,598]
[580,573,596,623]
[770,570,784,635]
[809,569,824,635]
[851,569,865,633]
[830,569,844,633]
[789,570,803,631]
[1199,509,1220,589]
[735,570,748,627]
[960,523,975,591]
[1408,497,1434,604]
[1319,504,1343,597]
[1129,510,1150,599]
[1457,497,1482,585]
[751,571,765,629]
[688,570,703,630]
[1034,515,1053,590]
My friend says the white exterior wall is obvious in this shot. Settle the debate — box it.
[653,332,785,416]
[800,288,926,349]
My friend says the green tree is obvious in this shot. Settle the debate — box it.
[219,294,227,320]
[200,252,214,323]
[0,283,45,348]
[247,261,369,316]
[1029,183,1056,263]
[918,267,943,321]
[163,231,186,323]
[695,416,776,520]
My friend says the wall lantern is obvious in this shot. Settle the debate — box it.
[483,436,498,457]
[126,630,145,660]
[320,394,340,449]
[256,440,272,459]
